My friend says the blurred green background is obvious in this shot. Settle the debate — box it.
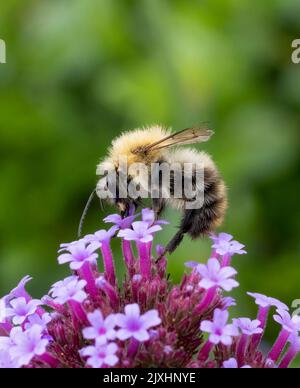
[0,0,299,352]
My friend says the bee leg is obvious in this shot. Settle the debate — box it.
[156,230,185,262]
[129,202,138,216]
[165,230,185,254]
[157,210,194,260]
[120,199,141,217]
[152,198,166,221]
[116,199,132,218]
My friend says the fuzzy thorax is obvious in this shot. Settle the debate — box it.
[98,125,171,171]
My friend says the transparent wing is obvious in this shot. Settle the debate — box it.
[135,126,214,153]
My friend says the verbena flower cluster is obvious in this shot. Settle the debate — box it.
[1,208,300,368]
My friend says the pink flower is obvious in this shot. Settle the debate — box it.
[118,221,162,243]
[247,292,288,311]
[24,313,52,332]
[0,335,13,351]
[200,309,239,346]
[0,299,6,323]
[233,318,263,336]
[289,333,300,350]
[59,238,88,252]
[49,276,77,294]
[58,242,101,270]
[132,274,142,283]
[141,208,169,226]
[223,358,251,369]
[80,340,118,368]
[6,297,42,325]
[82,310,117,343]
[115,304,161,342]
[0,350,18,368]
[273,310,300,333]
[196,258,239,291]
[9,325,49,367]
[1,208,298,369]
[49,276,87,305]
[104,214,137,230]
[8,276,32,302]
[185,261,199,269]
[222,297,237,309]
[85,226,119,243]
[210,233,247,256]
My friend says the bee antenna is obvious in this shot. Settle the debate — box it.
[78,189,97,238]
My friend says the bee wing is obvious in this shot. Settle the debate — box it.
[141,126,214,152]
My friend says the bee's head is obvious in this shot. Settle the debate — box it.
[95,126,170,215]
[95,157,133,215]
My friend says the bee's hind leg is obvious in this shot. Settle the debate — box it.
[156,210,194,260]
[155,230,185,262]
[152,198,166,221]
[165,230,186,254]
[117,199,135,218]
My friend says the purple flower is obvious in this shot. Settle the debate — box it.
[278,333,300,367]
[273,310,300,333]
[0,350,18,368]
[141,208,169,226]
[49,276,87,305]
[24,313,52,332]
[95,276,106,289]
[118,221,162,243]
[58,241,101,270]
[222,297,237,309]
[59,238,88,252]
[104,214,137,230]
[210,233,247,256]
[185,261,199,269]
[233,318,263,336]
[132,274,142,283]
[164,345,173,354]
[85,226,119,243]
[200,309,239,346]
[269,298,289,312]
[1,208,296,369]
[82,310,117,343]
[9,325,49,367]
[50,276,77,293]
[0,299,6,323]
[0,335,13,351]
[196,258,239,292]
[6,297,41,325]
[80,340,118,368]
[185,285,194,292]
[115,304,161,342]
[223,358,251,369]
[8,276,32,302]
[247,292,288,311]
[149,329,158,339]
[288,333,300,350]
[223,358,238,368]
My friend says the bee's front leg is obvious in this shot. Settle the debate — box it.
[116,199,138,218]
[116,200,129,218]
[156,209,193,261]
